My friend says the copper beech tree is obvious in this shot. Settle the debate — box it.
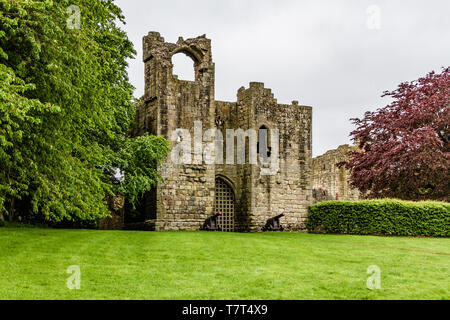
[343,67,449,201]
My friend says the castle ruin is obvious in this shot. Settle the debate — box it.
[136,32,313,232]
[312,144,360,202]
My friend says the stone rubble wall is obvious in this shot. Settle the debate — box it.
[312,144,360,202]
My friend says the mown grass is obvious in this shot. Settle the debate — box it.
[0,227,448,300]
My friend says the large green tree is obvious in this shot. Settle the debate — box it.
[0,0,169,223]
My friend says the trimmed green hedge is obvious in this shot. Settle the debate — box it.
[307,199,450,237]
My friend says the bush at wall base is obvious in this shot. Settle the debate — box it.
[307,199,449,237]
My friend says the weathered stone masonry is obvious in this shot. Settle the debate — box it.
[312,144,360,202]
[137,32,313,231]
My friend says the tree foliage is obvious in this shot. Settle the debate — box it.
[344,67,449,201]
[0,0,169,222]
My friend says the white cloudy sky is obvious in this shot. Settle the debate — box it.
[115,0,450,157]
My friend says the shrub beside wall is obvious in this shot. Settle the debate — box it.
[307,199,450,237]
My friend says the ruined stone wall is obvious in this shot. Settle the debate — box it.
[141,32,216,230]
[234,83,313,231]
[214,100,249,231]
[138,32,313,231]
[312,144,360,202]
[99,196,125,230]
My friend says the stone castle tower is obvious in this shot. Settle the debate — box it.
[137,32,313,231]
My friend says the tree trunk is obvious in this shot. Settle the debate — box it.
[8,198,15,222]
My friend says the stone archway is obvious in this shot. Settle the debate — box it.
[171,52,195,81]
[214,177,235,232]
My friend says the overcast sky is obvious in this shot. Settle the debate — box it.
[115,0,450,157]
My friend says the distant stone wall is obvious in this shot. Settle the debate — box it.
[312,145,360,202]
[99,196,125,230]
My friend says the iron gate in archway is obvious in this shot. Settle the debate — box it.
[214,177,235,232]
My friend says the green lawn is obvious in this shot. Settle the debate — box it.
[0,227,448,300]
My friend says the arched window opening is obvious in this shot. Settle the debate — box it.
[171,53,195,81]
[257,125,272,158]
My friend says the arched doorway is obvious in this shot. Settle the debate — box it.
[214,177,235,232]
